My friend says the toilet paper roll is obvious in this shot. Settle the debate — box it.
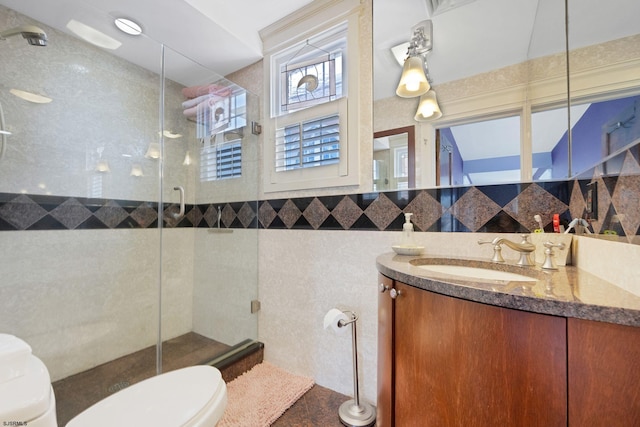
[323,308,349,334]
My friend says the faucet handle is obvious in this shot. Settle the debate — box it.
[543,241,566,250]
[478,239,505,263]
[520,234,531,243]
[541,242,566,270]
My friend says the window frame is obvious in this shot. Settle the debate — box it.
[261,0,362,193]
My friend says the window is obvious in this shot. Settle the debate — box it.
[275,113,340,171]
[200,139,242,181]
[280,52,342,113]
[199,88,246,182]
[261,0,362,193]
[273,23,346,117]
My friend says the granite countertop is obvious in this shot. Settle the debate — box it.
[376,252,640,327]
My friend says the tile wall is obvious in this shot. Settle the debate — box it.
[3,142,639,244]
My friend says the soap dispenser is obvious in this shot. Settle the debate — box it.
[392,212,424,255]
[402,213,415,246]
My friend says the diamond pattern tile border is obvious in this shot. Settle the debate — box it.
[3,150,639,243]
[0,182,573,233]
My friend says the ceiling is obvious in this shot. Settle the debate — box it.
[3,0,638,94]
[2,0,639,170]
[0,0,314,86]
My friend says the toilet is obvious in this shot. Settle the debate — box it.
[0,334,57,427]
[0,334,228,427]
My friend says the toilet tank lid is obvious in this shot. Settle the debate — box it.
[0,355,52,423]
[0,334,32,357]
[0,334,32,382]
[67,365,226,427]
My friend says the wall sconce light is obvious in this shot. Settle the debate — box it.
[95,160,110,172]
[95,147,110,173]
[182,150,192,166]
[396,56,430,97]
[395,20,433,98]
[414,90,443,121]
[395,20,443,121]
[145,142,161,159]
[130,164,144,177]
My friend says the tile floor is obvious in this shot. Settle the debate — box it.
[273,384,351,426]
[52,332,352,426]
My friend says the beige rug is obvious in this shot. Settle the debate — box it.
[218,362,315,427]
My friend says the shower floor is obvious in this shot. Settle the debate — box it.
[52,332,234,426]
[52,332,350,426]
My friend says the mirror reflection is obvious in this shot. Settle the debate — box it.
[373,0,640,190]
[373,126,415,191]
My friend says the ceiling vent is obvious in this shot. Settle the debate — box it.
[425,0,476,16]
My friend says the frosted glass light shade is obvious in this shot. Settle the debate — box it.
[95,159,111,173]
[130,164,144,176]
[414,90,442,121]
[396,56,430,98]
[145,142,161,159]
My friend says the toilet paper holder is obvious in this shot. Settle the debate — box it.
[325,309,376,427]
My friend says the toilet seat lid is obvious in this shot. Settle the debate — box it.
[0,355,52,422]
[67,365,225,427]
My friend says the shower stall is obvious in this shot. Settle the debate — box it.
[0,2,259,424]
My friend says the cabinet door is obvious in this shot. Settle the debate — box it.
[568,318,640,426]
[377,273,394,427]
[394,282,567,427]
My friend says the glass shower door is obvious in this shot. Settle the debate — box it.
[159,46,260,372]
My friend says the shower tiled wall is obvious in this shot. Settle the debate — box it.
[3,141,639,243]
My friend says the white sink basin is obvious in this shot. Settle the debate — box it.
[415,264,536,282]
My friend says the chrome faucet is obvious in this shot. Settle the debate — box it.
[478,234,536,266]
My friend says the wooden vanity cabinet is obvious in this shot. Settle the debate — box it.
[568,318,640,426]
[377,273,394,426]
[378,275,567,427]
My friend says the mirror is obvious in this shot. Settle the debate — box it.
[373,0,640,190]
[373,126,415,190]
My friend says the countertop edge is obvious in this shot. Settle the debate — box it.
[376,255,640,328]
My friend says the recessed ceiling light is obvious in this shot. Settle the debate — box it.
[114,18,142,36]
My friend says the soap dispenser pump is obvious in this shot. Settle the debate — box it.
[402,213,415,246]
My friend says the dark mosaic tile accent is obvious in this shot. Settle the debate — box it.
[202,204,217,228]
[186,205,204,227]
[130,203,158,228]
[4,145,640,238]
[303,197,331,230]
[364,193,402,230]
[476,183,523,208]
[278,199,303,229]
[611,174,640,237]
[258,201,277,228]
[237,202,257,228]
[49,198,93,229]
[221,204,236,227]
[331,196,363,229]
[404,190,442,232]
[503,183,570,232]
[94,200,130,228]
[0,194,48,230]
[448,186,502,232]
[569,180,587,222]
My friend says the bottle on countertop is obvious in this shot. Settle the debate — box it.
[402,212,415,246]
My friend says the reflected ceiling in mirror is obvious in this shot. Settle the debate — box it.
[373,0,640,191]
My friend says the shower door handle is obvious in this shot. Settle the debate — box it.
[173,186,185,219]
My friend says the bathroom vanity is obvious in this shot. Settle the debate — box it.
[376,253,640,427]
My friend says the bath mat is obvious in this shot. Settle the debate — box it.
[218,362,314,427]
